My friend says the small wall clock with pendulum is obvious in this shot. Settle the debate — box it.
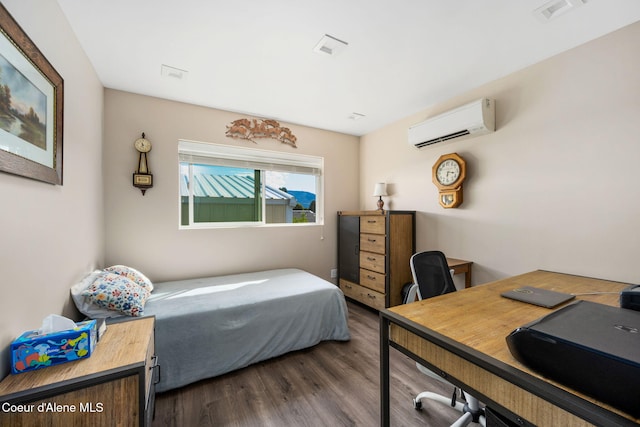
[432,153,466,208]
[132,132,153,195]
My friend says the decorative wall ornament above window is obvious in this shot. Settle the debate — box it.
[225,118,297,148]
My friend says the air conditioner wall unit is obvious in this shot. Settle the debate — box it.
[408,98,495,149]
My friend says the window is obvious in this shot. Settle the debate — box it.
[179,140,323,228]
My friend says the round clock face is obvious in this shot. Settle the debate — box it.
[436,159,461,186]
[134,137,152,153]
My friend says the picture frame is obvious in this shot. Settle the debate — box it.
[0,4,63,185]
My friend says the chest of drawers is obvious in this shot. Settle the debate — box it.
[338,210,415,309]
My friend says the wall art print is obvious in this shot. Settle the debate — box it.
[0,4,63,185]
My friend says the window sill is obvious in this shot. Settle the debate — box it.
[179,221,325,230]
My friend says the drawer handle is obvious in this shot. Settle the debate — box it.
[367,238,376,242]
[367,294,376,299]
[367,220,377,223]
[150,355,161,384]
[344,284,352,289]
[367,275,376,280]
[149,355,159,369]
[367,257,376,261]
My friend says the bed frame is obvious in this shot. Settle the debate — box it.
[111,268,350,392]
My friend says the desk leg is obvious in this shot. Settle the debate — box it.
[380,314,390,427]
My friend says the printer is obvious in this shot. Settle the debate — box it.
[506,300,640,418]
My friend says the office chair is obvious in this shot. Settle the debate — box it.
[406,251,486,427]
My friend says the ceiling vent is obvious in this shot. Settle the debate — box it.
[313,34,348,56]
[161,64,188,80]
[534,0,588,22]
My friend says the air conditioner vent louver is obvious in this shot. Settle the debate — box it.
[408,99,495,148]
[415,130,471,148]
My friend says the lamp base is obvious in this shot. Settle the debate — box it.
[377,196,384,211]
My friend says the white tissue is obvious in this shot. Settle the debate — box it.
[39,314,77,335]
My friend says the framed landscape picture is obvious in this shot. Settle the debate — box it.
[0,4,63,185]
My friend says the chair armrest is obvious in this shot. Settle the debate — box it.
[404,283,419,303]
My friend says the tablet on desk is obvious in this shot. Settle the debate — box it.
[501,286,575,308]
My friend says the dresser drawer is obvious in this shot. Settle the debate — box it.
[360,216,386,234]
[360,233,385,254]
[340,280,386,311]
[360,251,386,274]
[359,269,386,293]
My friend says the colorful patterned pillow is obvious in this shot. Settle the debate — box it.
[82,272,150,317]
[104,265,153,292]
[71,270,117,318]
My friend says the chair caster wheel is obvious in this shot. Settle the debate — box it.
[413,398,422,410]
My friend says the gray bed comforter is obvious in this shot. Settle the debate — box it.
[141,268,350,392]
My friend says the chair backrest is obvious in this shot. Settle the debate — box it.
[410,251,457,300]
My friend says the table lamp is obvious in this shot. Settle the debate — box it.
[373,183,388,211]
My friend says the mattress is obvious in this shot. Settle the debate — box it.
[137,268,350,392]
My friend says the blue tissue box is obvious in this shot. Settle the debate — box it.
[10,319,97,374]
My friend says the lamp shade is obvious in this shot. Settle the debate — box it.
[373,183,388,197]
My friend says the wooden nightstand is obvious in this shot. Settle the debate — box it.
[0,316,157,427]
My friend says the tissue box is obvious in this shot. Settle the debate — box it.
[10,319,97,374]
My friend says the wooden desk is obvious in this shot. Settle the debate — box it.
[447,258,473,288]
[380,270,639,426]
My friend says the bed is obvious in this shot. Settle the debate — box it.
[103,268,350,392]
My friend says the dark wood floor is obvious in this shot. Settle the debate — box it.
[152,301,459,426]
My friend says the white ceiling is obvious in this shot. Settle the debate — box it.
[56,0,640,136]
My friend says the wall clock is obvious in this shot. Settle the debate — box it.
[132,132,153,195]
[432,153,466,208]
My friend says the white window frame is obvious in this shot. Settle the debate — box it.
[178,140,324,229]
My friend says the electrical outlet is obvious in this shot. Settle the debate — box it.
[330,268,337,279]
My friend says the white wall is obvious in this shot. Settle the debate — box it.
[360,22,640,286]
[1,0,636,382]
[103,90,360,283]
[0,1,104,378]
